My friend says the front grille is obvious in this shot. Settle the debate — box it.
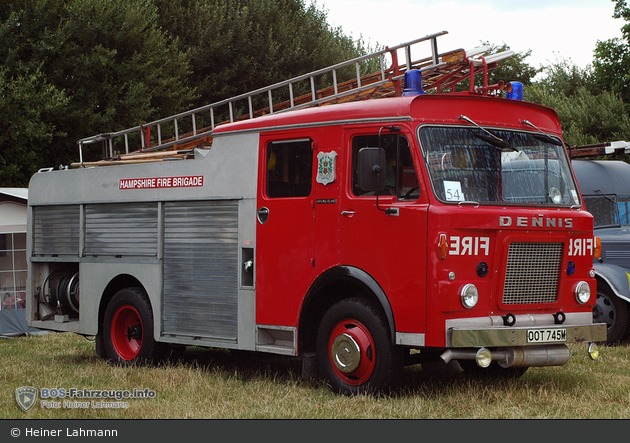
[502,242,563,304]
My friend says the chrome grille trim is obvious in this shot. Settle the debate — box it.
[503,242,563,304]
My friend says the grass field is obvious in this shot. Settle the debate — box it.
[2,332,629,419]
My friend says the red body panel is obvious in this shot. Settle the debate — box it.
[238,94,595,346]
[424,205,594,346]
[255,130,317,327]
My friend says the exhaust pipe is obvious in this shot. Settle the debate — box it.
[496,345,570,368]
[441,344,570,368]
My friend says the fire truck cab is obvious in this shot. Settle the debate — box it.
[26,34,606,395]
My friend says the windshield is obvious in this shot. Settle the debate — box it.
[418,126,581,206]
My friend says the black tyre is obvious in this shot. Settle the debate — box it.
[316,298,402,395]
[593,284,630,344]
[95,333,107,359]
[103,287,165,365]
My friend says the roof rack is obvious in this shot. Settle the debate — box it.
[569,141,630,159]
[75,30,514,167]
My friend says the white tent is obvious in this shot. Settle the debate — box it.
[0,188,41,336]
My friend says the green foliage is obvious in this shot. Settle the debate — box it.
[0,0,372,185]
[151,0,373,112]
[592,0,630,106]
[2,0,630,185]
[525,58,630,148]
[0,69,68,186]
[527,83,630,147]
[0,0,197,180]
[537,59,595,96]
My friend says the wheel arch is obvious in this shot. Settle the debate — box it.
[594,274,630,343]
[298,266,395,356]
[97,274,146,335]
[594,264,630,304]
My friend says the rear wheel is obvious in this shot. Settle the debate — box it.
[103,287,164,365]
[316,298,401,395]
[593,284,630,344]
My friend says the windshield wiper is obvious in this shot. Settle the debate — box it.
[521,120,563,146]
[471,132,512,149]
[459,115,518,151]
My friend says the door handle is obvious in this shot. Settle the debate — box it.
[341,211,356,216]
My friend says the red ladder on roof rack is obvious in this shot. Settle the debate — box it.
[75,30,514,167]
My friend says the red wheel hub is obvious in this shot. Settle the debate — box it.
[328,319,375,386]
[111,305,143,360]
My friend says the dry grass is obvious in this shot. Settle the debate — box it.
[2,332,629,419]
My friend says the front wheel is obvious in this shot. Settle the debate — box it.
[316,298,401,395]
[103,287,164,365]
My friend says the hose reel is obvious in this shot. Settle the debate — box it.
[41,269,80,316]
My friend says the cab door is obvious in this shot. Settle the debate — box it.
[255,133,316,327]
[337,127,429,336]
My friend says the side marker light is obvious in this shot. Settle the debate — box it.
[438,234,448,260]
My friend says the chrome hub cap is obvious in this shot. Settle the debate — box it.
[331,333,361,373]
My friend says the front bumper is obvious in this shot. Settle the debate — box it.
[446,312,607,347]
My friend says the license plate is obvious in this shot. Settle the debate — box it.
[527,328,567,343]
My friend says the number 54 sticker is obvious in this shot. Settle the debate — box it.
[444,180,465,201]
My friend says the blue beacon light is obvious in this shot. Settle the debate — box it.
[402,70,425,96]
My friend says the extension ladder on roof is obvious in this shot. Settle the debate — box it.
[75,30,514,166]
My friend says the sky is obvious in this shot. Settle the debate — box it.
[319,0,624,71]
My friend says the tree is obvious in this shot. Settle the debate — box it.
[0,69,68,186]
[152,0,373,111]
[0,0,196,179]
[0,0,373,185]
[528,56,630,150]
[593,0,630,107]
[528,83,630,147]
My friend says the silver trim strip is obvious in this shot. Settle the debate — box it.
[396,332,426,346]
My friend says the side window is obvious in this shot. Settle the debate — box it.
[266,139,313,198]
[351,133,419,200]
[0,233,26,310]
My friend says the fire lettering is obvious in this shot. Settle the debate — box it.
[569,237,594,257]
[449,236,490,256]
[119,176,203,190]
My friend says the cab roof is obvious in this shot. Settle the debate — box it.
[211,94,562,136]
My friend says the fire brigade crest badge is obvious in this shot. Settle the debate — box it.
[317,151,337,185]
[15,386,38,412]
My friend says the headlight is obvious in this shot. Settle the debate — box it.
[575,281,591,304]
[460,284,479,309]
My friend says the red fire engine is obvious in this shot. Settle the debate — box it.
[26,32,605,395]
